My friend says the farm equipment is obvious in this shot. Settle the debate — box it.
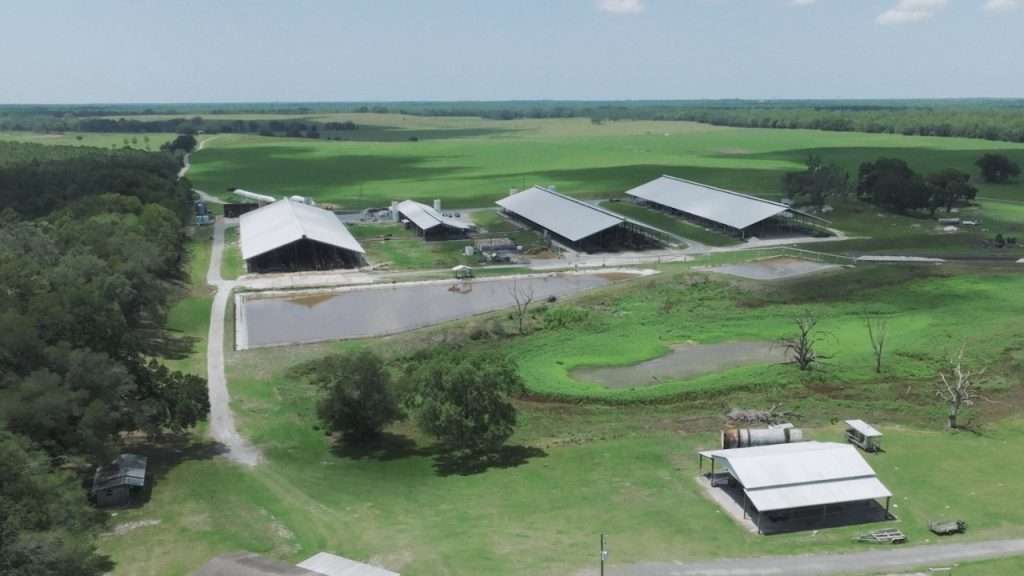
[929,520,967,536]
[856,528,907,544]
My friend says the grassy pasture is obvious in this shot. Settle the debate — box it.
[0,131,176,149]
[221,226,244,280]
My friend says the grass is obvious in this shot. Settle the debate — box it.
[602,200,739,246]
[221,226,244,280]
[348,223,475,269]
[100,258,1024,576]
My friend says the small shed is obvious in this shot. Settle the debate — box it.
[451,264,474,279]
[845,420,883,452]
[92,453,147,507]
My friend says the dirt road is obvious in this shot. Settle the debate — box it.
[593,538,1024,576]
[206,218,260,466]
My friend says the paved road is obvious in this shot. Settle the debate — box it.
[592,538,1024,576]
[206,218,260,466]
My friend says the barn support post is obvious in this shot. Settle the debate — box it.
[710,458,716,486]
[886,497,891,518]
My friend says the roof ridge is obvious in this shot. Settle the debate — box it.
[658,175,790,209]
[531,186,624,222]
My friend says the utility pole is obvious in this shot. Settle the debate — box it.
[600,533,608,576]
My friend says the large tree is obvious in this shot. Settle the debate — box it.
[782,154,849,208]
[925,169,978,216]
[309,349,403,442]
[976,153,1021,184]
[406,348,523,454]
[856,158,931,214]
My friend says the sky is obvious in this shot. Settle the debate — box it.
[1,0,1021,104]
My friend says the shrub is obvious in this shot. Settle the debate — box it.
[310,350,403,442]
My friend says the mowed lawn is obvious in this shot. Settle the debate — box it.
[99,263,1024,576]
[185,116,1024,211]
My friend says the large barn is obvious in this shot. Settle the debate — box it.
[395,199,474,240]
[625,175,827,238]
[240,199,366,273]
[497,186,660,252]
[698,441,893,534]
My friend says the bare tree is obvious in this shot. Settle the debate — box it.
[864,314,889,374]
[936,344,984,430]
[781,313,827,371]
[509,280,535,335]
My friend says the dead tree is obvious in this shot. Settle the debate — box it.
[936,344,983,430]
[509,280,535,335]
[864,314,889,374]
[781,313,826,371]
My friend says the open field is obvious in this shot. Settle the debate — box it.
[221,226,244,280]
[348,223,477,269]
[185,116,1024,211]
[100,254,1024,576]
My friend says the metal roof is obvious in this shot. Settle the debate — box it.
[192,553,319,576]
[240,199,365,260]
[496,186,624,242]
[700,442,891,512]
[396,200,473,232]
[845,419,883,438]
[297,553,399,576]
[625,175,803,230]
[92,453,147,494]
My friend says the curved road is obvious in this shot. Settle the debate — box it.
[205,218,260,466]
[595,538,1024,576]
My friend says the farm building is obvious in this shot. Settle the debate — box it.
[240,198,366,273]
[497,186,660,252]
[625,175,828,238]
[395,199,474,240]
[91,453,147,507]
[698,441,892,534]
[192,552,398,576]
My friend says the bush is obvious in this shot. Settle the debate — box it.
[543,306,592,330]
[309,350,403,442]
[405,348,523,453]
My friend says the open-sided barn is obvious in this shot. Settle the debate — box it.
[240,199,365,273]
[699,441,893,534]
[497,186,659,252]
[625,175,826,238]
[396,199,474,240]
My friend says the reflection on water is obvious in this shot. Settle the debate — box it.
[242,274,610,348]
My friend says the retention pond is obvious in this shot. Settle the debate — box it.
[237,273,614,349]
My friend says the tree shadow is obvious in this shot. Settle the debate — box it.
[432,445,547,477]
[329,432,434,462]
[113,434,224,508]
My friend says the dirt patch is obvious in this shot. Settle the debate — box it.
[706,257,839,281]
[572,341,788,389]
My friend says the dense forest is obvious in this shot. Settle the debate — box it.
[3,99,1023,143]
[0,142,209,575]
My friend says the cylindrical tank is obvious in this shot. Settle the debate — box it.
[721,426,804,449]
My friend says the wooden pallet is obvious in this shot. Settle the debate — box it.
[856,528,907,544]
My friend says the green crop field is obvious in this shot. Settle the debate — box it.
[0,131,177,150]
[186,115,1024,211]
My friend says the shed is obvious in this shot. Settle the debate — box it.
[698,442,892,533]
[240,199,366,273]
[845,419,883,452]
[395,200,474,240]
[624,176,827,238]
[497,186,659,252]
[91,453,147,507]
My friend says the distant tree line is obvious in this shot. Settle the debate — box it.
[0,114,358,140]
[0,142,209,575]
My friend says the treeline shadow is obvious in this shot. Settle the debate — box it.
[113,434,224,508]
[330,432,547,477]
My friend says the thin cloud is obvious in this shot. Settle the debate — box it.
[984,0,1020,12]
[877,0,948,25]
[599,0,645,14]
[791,0,818,5]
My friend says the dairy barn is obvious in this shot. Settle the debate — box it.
[239,198,366,273]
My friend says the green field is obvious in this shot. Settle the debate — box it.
[221,226,244,279]
[185,116,1024,211]
[0,131,177,150]
[349,223,476,269]
[99,258,1024,576]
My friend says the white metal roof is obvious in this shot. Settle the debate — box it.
[625,175,798,230]
[700,442,891,512]
[297,553,399,576]
[496,186,624,242]
[747,477,892,512]
[396,200,473,232]
[240,199,365,260]
[845,419,883,438]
